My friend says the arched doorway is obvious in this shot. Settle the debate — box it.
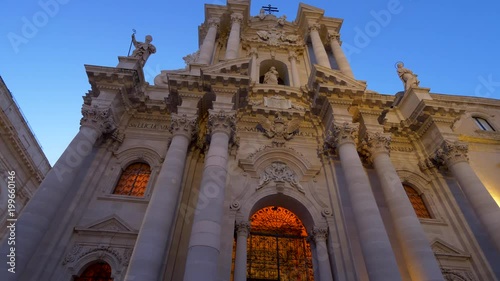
[245,206,314,281]
[74,261,113,281]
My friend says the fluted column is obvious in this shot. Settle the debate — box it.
[225,13,243,60]
[0,105,114,280]
[364,132,444,281]
[312,228,334,281]
[124,114,197,281]
[326,123,402,281]
[250,47,259,83]
[435,141,500,251]
[288,51,301,87]
[183,110,236,281]
[309,24,331,68]
[328,32,354,78]
[197,18,220,65]
[233,221,250,281]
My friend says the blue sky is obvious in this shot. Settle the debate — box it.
[2,0,500,165]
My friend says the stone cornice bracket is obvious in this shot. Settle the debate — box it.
[169,114,198,140]
[433,140,469,168]
[312,227,329,242]
[230,12,244,24]
[235,221,251,236]
[80,105,116,135]
[208,109,236,137]
[359,132,392,164]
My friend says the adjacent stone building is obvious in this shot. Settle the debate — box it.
[1,1,499,281]
[0,76,50,238]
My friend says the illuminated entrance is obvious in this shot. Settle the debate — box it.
[245,206,314,281]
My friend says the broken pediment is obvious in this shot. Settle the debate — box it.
[309,64,367,93]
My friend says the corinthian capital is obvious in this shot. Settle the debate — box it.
[169,114,198,139]
[363,132,391,157]
[328,32,340,42]
[208,109,236,136]
[207,17,220,28]
[329,122,359,146]
[235,221,251,237]
[309,23,321,32]
[312,227,328,242]
[434,141,469,167]
[80,105,116,134]
[231,13,243,24]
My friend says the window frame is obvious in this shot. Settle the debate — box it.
[472,116,495,131]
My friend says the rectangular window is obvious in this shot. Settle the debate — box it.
[473,117,495,131]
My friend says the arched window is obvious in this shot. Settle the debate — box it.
[473,116,495,131]
[244,206,314,280]
[112,163,151,197]
[404,185,431,219]
[74,261,113,281]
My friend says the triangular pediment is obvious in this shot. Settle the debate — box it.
[78,215,136,233]
[201,58,250,76]
[431,239,470,260]
[309,64,367,93]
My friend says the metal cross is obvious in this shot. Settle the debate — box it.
[262,4,279,15]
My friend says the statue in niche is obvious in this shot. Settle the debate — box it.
[263,66,279,84]
[131,34,156,66]
[396,62,420,91]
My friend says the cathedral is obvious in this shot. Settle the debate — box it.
[1,1,499,281]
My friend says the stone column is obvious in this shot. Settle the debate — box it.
[233,221,250,281]
[436,141,500,251]
[309,24,331,68]
[225,13,243,60]
[183,110,236,281]
[327,123,402,281]
[288,51,301,87]
[328,33,354,78]
[123,114,197,281]
[312,228,334,281]
[0,105,114,280]
[364,132,444,281]
[197,18,220,65]
[250,47,259,83]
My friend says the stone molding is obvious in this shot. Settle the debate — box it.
[235,221,251,237]
[169,113,198,140]
[80,105,116,134]
[434,140,469,167]
[208,109,236,137]
[62,243,132,269]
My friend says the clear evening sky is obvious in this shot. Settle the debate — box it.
[2,0,500,165]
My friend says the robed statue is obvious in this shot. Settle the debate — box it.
[131,34,156,66]
[396,62,420,91]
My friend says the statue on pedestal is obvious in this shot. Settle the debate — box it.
[131,34,156,66]
[396,62,420,91]
[263,66,279,84]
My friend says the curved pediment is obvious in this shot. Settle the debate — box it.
[239,144,320,179]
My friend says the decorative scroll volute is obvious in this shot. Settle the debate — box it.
[80,105,116,134]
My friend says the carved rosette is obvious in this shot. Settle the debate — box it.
[434,141,469,167]
[325,122,359,152]
[360,132,391,162]
[235,221,251,237]
[169,114,198,140]
[80,105,116,134]
[208,109,236,137]
[312,227,329,243]
[231,13,243,24]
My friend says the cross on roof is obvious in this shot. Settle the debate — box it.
[262,4,279,15]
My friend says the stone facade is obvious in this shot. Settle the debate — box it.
[1,1,499,281]
[0,76,50,239]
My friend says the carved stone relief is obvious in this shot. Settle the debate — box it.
[258,161,305,193]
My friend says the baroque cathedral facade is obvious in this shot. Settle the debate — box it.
[1,1,499,281]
